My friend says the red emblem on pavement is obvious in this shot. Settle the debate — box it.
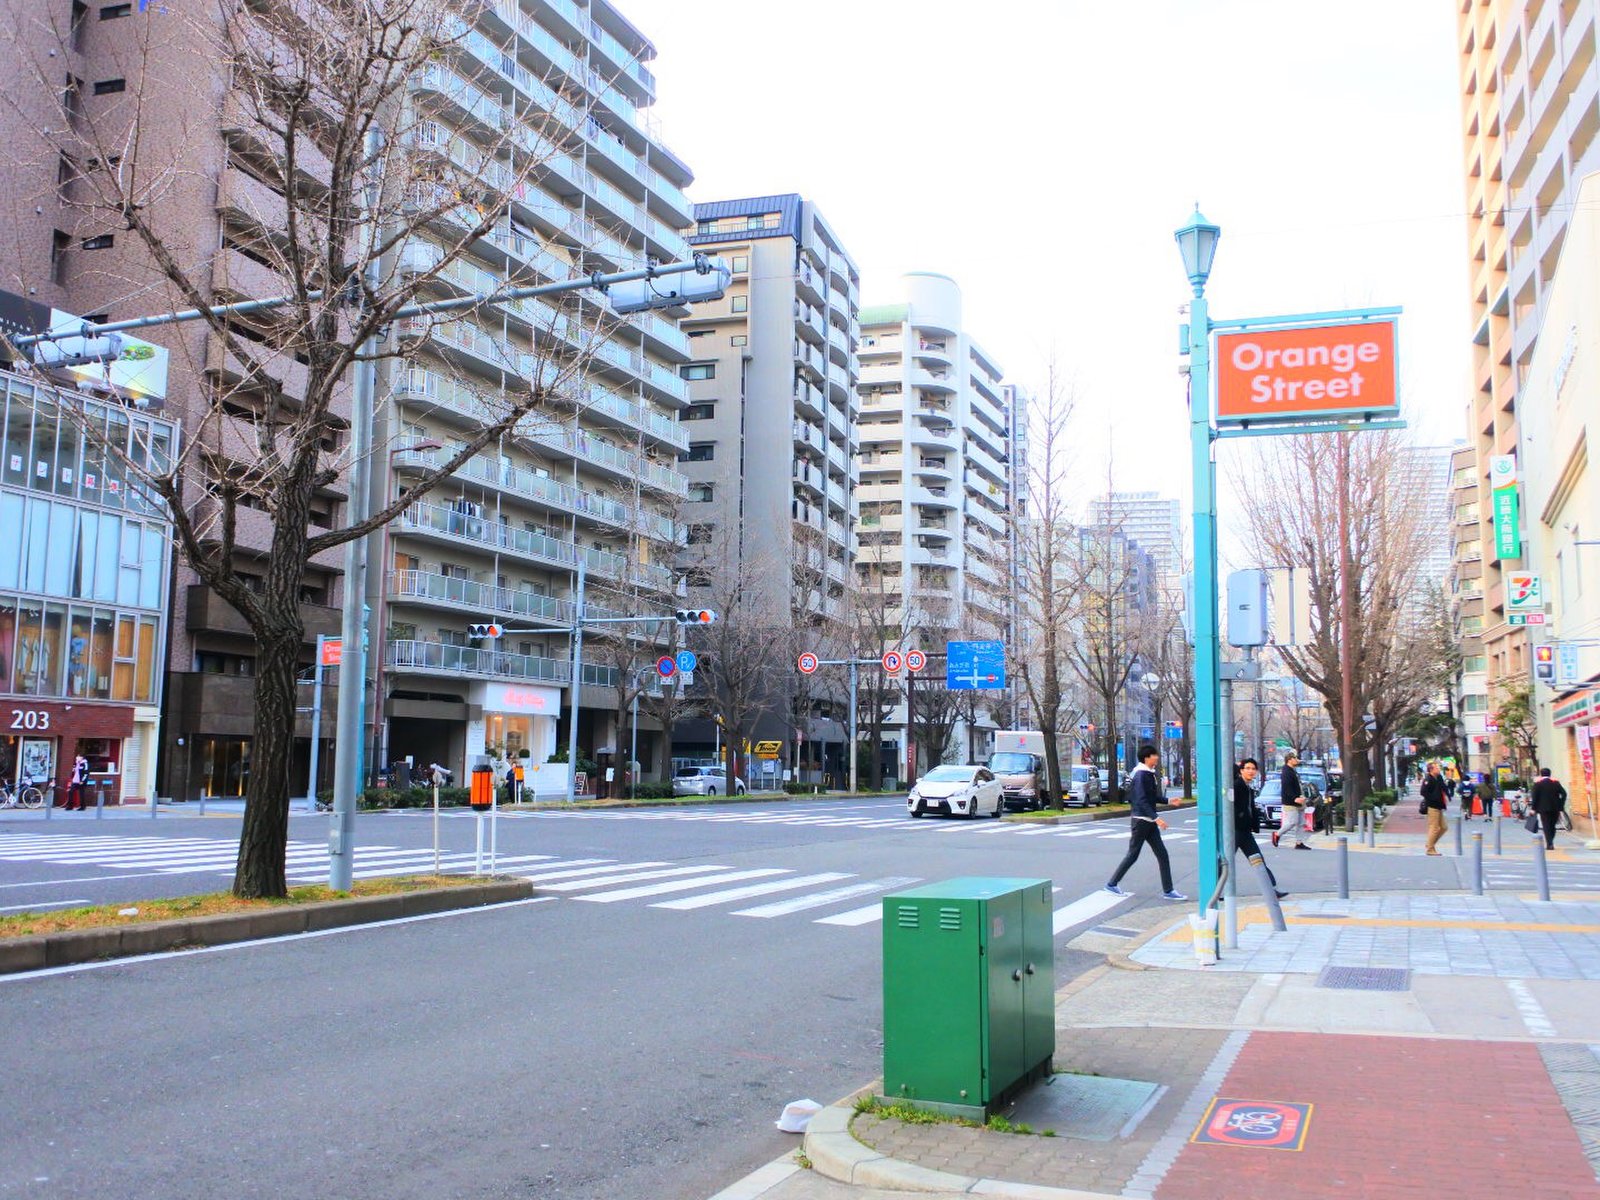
[1191,1098,1312,1150]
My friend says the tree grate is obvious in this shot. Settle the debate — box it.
[1315,966,1412,991]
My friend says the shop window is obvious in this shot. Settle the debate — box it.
[200,737,250,797]
[135,616,157,702]
[112,615,135,700]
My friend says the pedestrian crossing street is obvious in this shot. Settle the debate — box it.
[0,831,1132,934]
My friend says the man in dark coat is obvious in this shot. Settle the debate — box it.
[1530,767,1569,850]
[1273,753,1310,850]
[1421,761,1449,855]
[1105,746,1185,900]
[1234,759,1288,899]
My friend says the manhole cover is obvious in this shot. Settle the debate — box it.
[1002,1074,1164,1141]
[1316,966,1411,991]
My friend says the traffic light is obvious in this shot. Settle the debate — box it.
[467,623,503,639]
[1535,643,1556,683]
[675,609,717,625]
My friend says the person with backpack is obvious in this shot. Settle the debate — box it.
[1530,767,1570,850]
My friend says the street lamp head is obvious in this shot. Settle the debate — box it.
[1174,205,1221,297]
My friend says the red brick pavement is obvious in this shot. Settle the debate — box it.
[1157,1032,1599,1200]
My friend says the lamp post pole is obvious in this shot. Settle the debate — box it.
[1177,207,1223,917]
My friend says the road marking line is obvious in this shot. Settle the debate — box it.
[815,902,885,926]
[540,864,731,892]
[652,872,853,910]
[1506,979,1557,1038]
[735,877,923,919]
[1052,888,1128,935]
[0,898,91,912]
[576,868,790,903]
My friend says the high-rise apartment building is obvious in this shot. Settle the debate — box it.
[673,197,858,779]
[1453,2,1600,744]
[856,273,1011,769]
[1448,444,1490,774]
[0,0,697,795]
[1087,492,1184,582]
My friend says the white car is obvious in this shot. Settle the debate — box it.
[908,765,1003,819]
[671,766,747,796]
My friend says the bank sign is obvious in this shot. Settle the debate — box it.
[1215,317,1398,425]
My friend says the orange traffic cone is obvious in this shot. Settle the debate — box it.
[1472,795,1484,816]
[1501,797,1512,818]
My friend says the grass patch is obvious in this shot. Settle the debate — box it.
[853,1095,1054,1137]
[0,874,486,939]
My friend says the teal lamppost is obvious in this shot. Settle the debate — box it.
[1175,207,1223,918]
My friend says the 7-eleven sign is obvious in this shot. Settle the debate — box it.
[1507,572,1542,612]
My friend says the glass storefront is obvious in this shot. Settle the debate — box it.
[0,595,158,702]
[199,737,251,797]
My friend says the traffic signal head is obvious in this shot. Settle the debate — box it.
[1535,643,1555,682]
[467,623,503,639]
[675,609,717,625]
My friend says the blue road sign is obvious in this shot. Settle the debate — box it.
[946,640,1006,690]
[1139,726,1155,739]
[676,649,698,673]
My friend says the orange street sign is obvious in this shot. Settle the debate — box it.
[1215,318,1397,424]
[320,638,343,666]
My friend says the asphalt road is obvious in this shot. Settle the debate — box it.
[0,798,1476,1199]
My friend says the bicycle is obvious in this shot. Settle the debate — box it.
[0,777,47,810]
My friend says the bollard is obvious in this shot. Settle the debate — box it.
[1454,813,1464,857]
[1493,813,1502,857]
[1472,832,1484,896]
[1337,835,1349,899]
[94,782,105,820]
[1533,836,1552,902]
[474,812,485,876]
[1248,855,1288,931]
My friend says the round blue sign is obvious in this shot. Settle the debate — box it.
[676,650,698,673]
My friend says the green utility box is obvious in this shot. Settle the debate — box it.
[881,877,1055,1118]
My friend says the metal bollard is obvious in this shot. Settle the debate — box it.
[94,782,105,820]
[1454,814,1464,857]
[1533,836,1552,902]
[1248,854,1288,931]
[1337,835,1349,899]
[1493,813,1502,857]
[1472,832,1484,896]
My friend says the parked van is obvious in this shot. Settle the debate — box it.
[987,730,1050,811]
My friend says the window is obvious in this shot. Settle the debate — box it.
[50,230,70,283]
[731,255,748,273]
[63,75,83,126]
[680,403,715,421]
[81,234,114,250]
[680,442,714,463]
[686,522,714,545]
[730,334,747,347]
[680,363,715,381]
[100,3,133,17]
[92,78,126,96]
[731,295,748,314]
[70,1,87,48]
[688,483,714,503]
[1461,695,1489,713]
[1463,655,1487,674]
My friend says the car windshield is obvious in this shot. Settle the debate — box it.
[1300,769,1327,788]
[1071,766,1091,782]
[923,766,976,782]
[988,753,1035,773]
[1258,778,1283,799]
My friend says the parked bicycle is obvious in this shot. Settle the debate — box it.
[0,776,48,810]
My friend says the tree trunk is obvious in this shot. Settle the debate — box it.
[1180,727,1193,798]
[233,621,302,898]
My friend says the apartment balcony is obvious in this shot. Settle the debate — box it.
[855,481,903,506]
[912,485,958,511]
[858,362,901,389]
[827,324,851,362]
[914,518,955,542]
[824,478,847,513]
[910,420,957,454]
[386,639,617,687]
[409,63,506,138]
[792,421,826,457]
[792,464,825,498]
[914,457,954,484]
[826,439,850,476]
[386,569,575,628]
[912,336,952,365]
[215,167,289,235]
[912,366,956,394]
[204,332,312,407]
[907,541,952,566]
[209,245,289,310]
[185,585,341,642]
[795,261,824,305]
[826,365,852,406]
[795,302,826,345]
[793,379,826,423]
[396,499,675,592]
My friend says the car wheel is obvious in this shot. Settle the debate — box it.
[736,785,746,795]
[991,795,1003,818]
[964,796,979,820]
[706,787,717,796]
[910,801,924,818]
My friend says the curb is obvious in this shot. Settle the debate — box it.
[802,1104,1111,1199]
[1004,799,1198,827]
[0,879,534,975]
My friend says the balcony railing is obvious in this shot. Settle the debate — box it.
[387,638,617,686]
[388,569,574,625]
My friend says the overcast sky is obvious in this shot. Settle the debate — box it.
[624,0,1468,513]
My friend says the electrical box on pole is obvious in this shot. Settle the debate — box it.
[1226,569,1269,647]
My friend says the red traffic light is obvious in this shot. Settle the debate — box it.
[1535,645,1554,663]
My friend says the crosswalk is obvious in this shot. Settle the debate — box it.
[0,831,1135,933]
[1485,859,1600,892]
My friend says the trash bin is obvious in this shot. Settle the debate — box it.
[881,877,1055,1118]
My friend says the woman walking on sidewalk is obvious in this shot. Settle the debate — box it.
[1421,761,1448,855]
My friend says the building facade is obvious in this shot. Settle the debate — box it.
[675,195,860,779]
[1448,444,1491,776]
[0,367,175,803]
[1087,492,1184,583]
[0,0,697,797]
[855,273,1011,772]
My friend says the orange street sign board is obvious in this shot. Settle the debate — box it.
[1215,318,1397,425]
[320,638,343,666]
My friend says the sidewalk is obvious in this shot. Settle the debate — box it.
[709,840,1600,1199]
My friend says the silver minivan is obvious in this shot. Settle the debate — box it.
[1064,764,1102,807]
[671,765,747,796]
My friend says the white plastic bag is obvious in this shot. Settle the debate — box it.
[776,1099,821,1133]
[1189,912,1218,966]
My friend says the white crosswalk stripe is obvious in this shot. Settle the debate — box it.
[508,808,1180,838]
[653,872,851,910]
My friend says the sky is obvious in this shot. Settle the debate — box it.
[621,0,1469,516]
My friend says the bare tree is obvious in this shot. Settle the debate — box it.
[1239,431,1440,823]
[1007,369,1077,807]
[843,549,903,790]
[0,2,641,895]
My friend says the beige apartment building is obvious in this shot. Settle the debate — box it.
[0,0,696,795]
[1453,0,1600,765]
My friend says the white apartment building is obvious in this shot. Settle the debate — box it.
[1087,492,1184,582]
[856,273,1011,771]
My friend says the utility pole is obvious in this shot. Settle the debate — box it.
[1336,431,1356,825]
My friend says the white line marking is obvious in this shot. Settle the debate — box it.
[538,864,727,892]
[735,877,923,919]
[652,872,852,910]
[1052,889,1129,935]
[815,902,886,927]
[0,898,91,912]
[1506,979,1557,1038]
[576,868,790,903]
